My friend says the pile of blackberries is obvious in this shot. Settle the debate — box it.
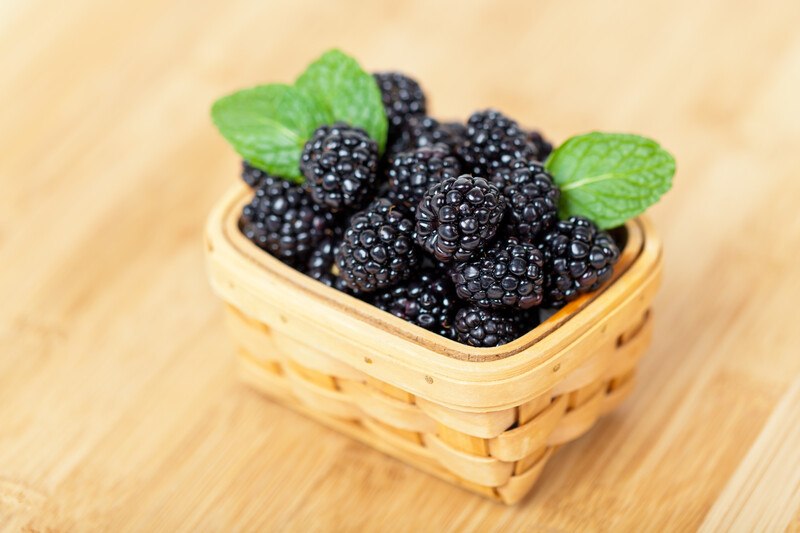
[238,72,620,347]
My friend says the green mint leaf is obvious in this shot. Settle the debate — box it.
[295,49,388,152]
[545,132,675,229]
[211,84,332,183]
[210,49,388,182]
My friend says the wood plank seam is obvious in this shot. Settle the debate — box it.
[699,377,800,533]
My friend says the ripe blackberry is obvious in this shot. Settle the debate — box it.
[240,177,336,265]
[241,160,270,188]
[527,130,553,161]
[453,305,521,348]
[386,145,461,212]
[539,216,620,306]
[390,115,465,156]
[450,238,545,310]
[458,110,541,176]
[336,198,421,292]
[493,160,560,242]
[416,175,505,263]
[374,72,427,139]
[300,123,379,212]
[372,270,454,336]
[305,234,354,293]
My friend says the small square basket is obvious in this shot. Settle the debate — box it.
[205,185,662,504]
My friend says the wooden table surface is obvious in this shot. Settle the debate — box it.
[2,0,800,531]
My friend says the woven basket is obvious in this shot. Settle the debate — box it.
[205,185,662,504]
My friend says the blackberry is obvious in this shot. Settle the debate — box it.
[386,145,461,212]
[305,234,354,293]
[300,123,379,212]
[527,130,553,161]
[336,198,421,292]
[390,115,465,156]
[450,238,545,310]
[240,177,336,265]
[374,72,427,140]
[539,216,620,306]
[241,160,270,188]
[457,110,541,177]
[416,175,505,263]
[453,305,521,348]
[493,160,560,242]
[372,270,454,336]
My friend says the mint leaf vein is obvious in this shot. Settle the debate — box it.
[545,132,675,229]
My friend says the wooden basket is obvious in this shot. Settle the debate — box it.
[204,185,662,504]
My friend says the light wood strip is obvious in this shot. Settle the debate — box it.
[416,398,516,439]
[489,395,568,462]
[436,425,490,457]
[518,393,553,425]
[700,378,800,533]
[422,434,514,487]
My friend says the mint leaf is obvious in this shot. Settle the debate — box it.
[211,84,331,183]
[545,132,675,229]
[296,49,388,152]
[211,49,388,182]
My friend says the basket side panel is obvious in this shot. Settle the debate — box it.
[227,299,652,502]
[207,247,660,412]
[206,186,662,502]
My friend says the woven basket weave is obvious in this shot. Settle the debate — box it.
[205,185,662,504]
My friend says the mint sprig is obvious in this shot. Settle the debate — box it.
[545,132,675,229]
[211,85,322,183]
[211,49,387,182]
[296,51,388,153]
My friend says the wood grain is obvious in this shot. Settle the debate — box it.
[699,377,800,533]
[2,0,800,530]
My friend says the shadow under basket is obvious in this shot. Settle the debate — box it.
[205,185,663,504]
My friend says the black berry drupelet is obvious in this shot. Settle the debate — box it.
[300,123,379,212]
[241,161,270,188]
[386,145,461,212]
[390,115,465,156]
[372,270,455,336]
[493,160,560,243]
[458,110,541,177]
[336,198,421,292]
[240,176,336,266]
[374,72,427,140]
[453,305,522,347]
[450,238,545,310]
[539,216,621,306]
[416,175,505,263]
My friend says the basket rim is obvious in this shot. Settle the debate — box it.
[208,185,661,366]
[206,184,663,410]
